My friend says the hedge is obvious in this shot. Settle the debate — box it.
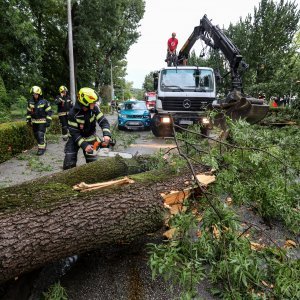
[0,116,61,163]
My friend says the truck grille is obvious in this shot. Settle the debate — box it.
[160,97,213,111]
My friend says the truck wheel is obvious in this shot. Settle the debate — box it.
[151,125,172,137]
[200,127,210,137]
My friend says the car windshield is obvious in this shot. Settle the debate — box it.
[160,69,214,92]
[147,96,157,101]
[124,102,147,110]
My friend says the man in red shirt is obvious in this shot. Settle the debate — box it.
[165,32,178,63]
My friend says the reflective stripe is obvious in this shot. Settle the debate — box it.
[29,104,34,108]
[46,116,52,120]
[90,115,95,122]
[32,120,46,124]
[96,112,103,120]
[38,104,45,108]
[103,128,111,133]
[78,135,97,146]
[78,138,84,146]
[45,106,51,111]
[85,136,97,142]
[76,119,85,124]
[68,121,78,127]
[27,107,31,111]
[58,112,67,116]
[38,143,46,149]
[26,115,31,119]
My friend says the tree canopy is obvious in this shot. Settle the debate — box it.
[0,0,145,112]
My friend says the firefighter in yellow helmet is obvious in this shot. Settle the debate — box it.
[55,85,73,141]
[26,86,53,155]
[63,87,111,169]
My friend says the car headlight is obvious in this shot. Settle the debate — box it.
[162,117,171,124]
[202,117,210,125]
[119,114,127,118]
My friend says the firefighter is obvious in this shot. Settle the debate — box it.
[55,85,73,141]
[63,87,111,170]
[26,86,53,155]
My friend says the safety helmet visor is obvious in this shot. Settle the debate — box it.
[78,87,98,107]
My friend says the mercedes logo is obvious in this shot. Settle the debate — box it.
[183,99,191,109]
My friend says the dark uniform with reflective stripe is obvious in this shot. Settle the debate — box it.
[63,103,111,169]
[55,94,73,136]
[26,97,53,150]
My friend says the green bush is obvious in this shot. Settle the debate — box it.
[49,115,62,134]
[0,102,11,123]
[0,121,35,163]
[0,75,9,108]
[0,116,61,163]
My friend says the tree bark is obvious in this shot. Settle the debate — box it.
[0,157,194,284]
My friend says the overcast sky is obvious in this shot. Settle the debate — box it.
[125,0,263,88]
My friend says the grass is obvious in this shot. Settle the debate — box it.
[43,282,68,300]
[27,157,53,172]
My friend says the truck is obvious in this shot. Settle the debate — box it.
[144,91,157,111]
[151,15,269,137]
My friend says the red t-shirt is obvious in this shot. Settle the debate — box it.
[168,38,178,52]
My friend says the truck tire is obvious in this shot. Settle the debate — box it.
[200,126,209,137]
[151,114,173,137]
[151,124,172,137]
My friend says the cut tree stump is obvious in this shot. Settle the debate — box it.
[0,156,205,283]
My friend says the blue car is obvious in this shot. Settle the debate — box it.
[118,100,151,130]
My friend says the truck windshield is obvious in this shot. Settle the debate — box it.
[160,69,214,92]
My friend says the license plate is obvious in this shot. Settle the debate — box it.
[179,120,193,125]
[128,121,140,125]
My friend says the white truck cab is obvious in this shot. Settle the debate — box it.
[152,66,216,136]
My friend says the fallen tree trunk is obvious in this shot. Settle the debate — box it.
[0,157,200,283]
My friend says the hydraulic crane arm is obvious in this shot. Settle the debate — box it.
[178,15,248,91]
[177,14,269,124]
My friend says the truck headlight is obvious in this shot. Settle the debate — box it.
[162,117,171,124]
[202,117,210,125]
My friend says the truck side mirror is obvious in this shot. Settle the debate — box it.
[153,72,158,90]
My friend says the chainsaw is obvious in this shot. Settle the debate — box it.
[86,138,132,159]
[86,138,116,156]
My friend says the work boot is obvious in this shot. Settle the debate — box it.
[37,148,46,156]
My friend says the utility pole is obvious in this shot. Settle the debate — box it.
[110,60,115,102]
[67,0,76,104]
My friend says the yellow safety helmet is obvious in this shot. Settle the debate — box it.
[77,87,98,106]
[59,85,68,93]
[30,86,42,95]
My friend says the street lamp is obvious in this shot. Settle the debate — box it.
[110,60,115,102]
[67,0,76,105]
